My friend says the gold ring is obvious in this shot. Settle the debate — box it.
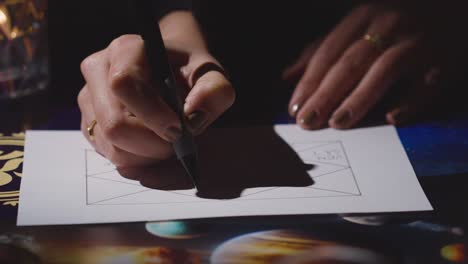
[87,119,97,141]
[363,33,383,48]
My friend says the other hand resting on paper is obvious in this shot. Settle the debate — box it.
[283,2,468,129]
[77,11,234,167]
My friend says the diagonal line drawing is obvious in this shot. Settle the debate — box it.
[309,167,351,179]
[85,140,361,205]
[90,189,152,205]
[87,170,120,177]
[240,187,280,198]
[291,142,338,152]
[308,186,360,196]
[88,175,143,187]
[303,160,349,168]
[339,141,361,196]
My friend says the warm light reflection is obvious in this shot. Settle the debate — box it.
[441,244,465,263]
[0,9,7,25]
[10,28,17,38]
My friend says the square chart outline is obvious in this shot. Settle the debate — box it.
[84,140,362,206]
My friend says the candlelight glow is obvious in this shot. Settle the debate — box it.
[0,9,7,25]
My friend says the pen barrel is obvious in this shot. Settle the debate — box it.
[173,134,196,159]
[163,77,185,120]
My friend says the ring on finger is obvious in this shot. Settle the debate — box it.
[87,119,97,141]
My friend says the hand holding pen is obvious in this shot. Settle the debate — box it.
[78,11,234,169]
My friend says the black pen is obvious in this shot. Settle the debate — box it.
[130,0,199,189]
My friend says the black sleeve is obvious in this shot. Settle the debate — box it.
[152,0,192,20]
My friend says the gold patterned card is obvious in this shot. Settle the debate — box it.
[0,133,24,216]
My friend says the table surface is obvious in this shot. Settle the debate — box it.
[0,104,467,264]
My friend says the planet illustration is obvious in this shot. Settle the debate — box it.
[210,229,395,264]
[145,221,210,239]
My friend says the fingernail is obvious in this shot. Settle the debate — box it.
[291,103,300,116]
[187,111,207,133]
[164,126,182,142]
[330,110,352,128]
[300,111,319,128]
[391,108,408,124]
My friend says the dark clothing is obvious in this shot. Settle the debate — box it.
[194,1,354,125]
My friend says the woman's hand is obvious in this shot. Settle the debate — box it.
[78,12,234,167]
[283,2,463,129]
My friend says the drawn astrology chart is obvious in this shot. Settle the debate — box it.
[85,141,361,205]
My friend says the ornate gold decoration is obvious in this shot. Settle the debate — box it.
[0,132,24,206]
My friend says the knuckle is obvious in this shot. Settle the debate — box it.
[194,72,236,110]
[298,76,317,90]
[224,82,236,108]
[77,88,87,109]
[101,117,126,142]
[316,42,337,62]
[80,53,102,75]
[109,69,134,95]
[107,148,128,167]
[338,52,363,74]
[109,69,145,97]
[108,35,141,53]
[109,68,147,98]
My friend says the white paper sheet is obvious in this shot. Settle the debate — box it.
[18,125,432,225]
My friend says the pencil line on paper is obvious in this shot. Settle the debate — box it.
[87,170,118,177]
[303,160,349,168]
[88,175,143,187]
[89,189,152,205]
[293,142,339,152]
[339,141,361,195]
[309,168,350,179]
[88,194,358,206]
[308,186,360,196]
[240,187,279,198]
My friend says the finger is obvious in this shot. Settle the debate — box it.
[90,122,159,168]
[288,4,373,116]
[386,66,441,125]
[81,43,173,159]
[77,86,118,160]
[296,38,381,130]
[282,38,323,81]
[106,35,182,142]
[298,5,405,129]
[184,69,235,135]
[79,83,172,162]
[329,38,420,129]
[78,86,99,149]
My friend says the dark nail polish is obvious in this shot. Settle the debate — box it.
[331,110,352,127]
[165,126,182,142]
[300,111,319,127]
[187,111,207,132]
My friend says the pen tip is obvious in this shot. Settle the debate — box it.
[180,154,199,189]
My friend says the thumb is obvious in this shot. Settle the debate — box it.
[183,66,235,135]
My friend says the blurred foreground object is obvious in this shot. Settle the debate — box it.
[0,0,49,132]
[0,0,48,99]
